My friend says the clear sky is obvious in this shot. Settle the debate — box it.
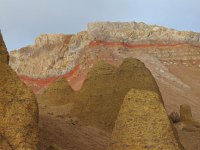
[0,0,200,51]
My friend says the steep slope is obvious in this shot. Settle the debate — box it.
[10,34,75,78]
[71,61,116,132]
[108,89,183,150]
[88,22,200,44]
[10,22,200,78]
[0,32,39,149]
[38,78,74,106]
[0,31,9,64]
[71,58,160,133]
[7,21,200,149]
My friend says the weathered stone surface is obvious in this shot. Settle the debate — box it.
[88,22,200,44]
[0,62,39,149]
[107,89,183,150]
[9,22,200,79]
[178,104,200,133]
[180,104,193,122]
[71,61,116,132]
[0,135,12,150]
[68,31,89,52]
[0,34,39,149]
[9,34,76,78]
[0,31,9,64]
[35,34,71,48]
[38,78,74,106]
[71,58,161,132]
[170,112,181,123]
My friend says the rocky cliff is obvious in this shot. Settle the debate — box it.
[88,22,200,44]
[10,34,76,78]
[69,58,161,132]
[9,22,200,78]
[8,21,200,123]
[0,31,9,64]
[0,32,39,149]
[7,21,200,149]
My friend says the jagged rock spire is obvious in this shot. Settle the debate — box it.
[0,31,9,64]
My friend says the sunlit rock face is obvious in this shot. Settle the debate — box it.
[0,31,9,64]
[107,89,183,150]
[0,32,39,149]
[88,22,200,44]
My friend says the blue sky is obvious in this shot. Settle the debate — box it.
[0,0,200,50]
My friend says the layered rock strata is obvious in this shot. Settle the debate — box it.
[88,22,200,44]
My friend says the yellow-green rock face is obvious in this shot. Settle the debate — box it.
[0,32,9,64]
[107,89,183,150]
[38,78,74,106]
[0,62,39,149]
[0,33,38,149]
[71,58,161,132]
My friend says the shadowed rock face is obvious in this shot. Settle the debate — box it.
[0,33,39,149]
[107,89,183,150]
[71,58,161,132]
[0,32,9,64]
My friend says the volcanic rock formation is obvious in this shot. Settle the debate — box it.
[0,32,38,149]
[107,89,183,150]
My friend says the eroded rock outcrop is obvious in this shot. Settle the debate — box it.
[38,78,74,106]
[178,104,200,132]
[88,22,200,44]
[68,31,89,52]
[10,34,76,78]
[35,34,71,48]
[107,89,183,150]
[71,61,116,131]
[0,32,38,149]
[71,58,161,132]
[0,31,9,64]
[9,22,200,79]
[180,104,193,122]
